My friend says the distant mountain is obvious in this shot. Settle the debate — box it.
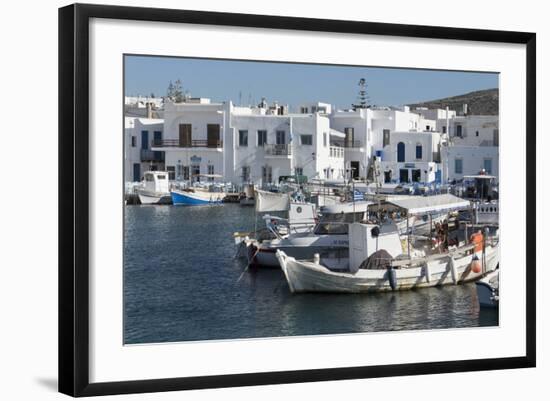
[408,88,498,116]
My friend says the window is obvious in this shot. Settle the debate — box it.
[207,165,215,181]
[167,166,175,180]
[300,107,308,114]
[238,130,248,147]
[426,125,430,131]
[131,136,136,147]
[257,130,267,146]
[484,159,492,174]
[416,144,423,160]
[442,126,447,134]
[153,131,162,146]
[301,135,313,145]
[455,158,463,174]
[397,142,405,163]
[476,130,479,137]
[344,127,354,147]
[383,129,390,147]
[295,167,303,176]
[493,129,499,146]
[276,130,286,145]
[262,165,272,183]
[456,124,463,138]
[242,166,250,182]
[323,132,327,147]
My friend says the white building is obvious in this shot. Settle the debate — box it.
[441,145,499,183]
[150,99,345,186]
[377,131,442,184]
[124,117,165,182]
[328,105,437,180]
[124,98,498,187]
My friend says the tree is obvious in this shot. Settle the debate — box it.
[166,81,175,100]
[173,79,184,102]
[352,78,370,110]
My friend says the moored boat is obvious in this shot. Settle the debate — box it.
[136,171,172,205]
[171,188,225,205]
[276,222,499,293]
[476,268,499,308]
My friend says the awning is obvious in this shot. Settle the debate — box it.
[385,194,471,215]
[255,189,290,212]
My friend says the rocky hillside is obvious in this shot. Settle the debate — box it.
[408,88,498,115]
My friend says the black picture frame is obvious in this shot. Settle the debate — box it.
[59,3,536,397]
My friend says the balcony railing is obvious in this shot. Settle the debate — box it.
[152,139,223,148]
[329,146,345,159]
[331,140,363,148]
[140,149,165,162]
[265,144,292,156]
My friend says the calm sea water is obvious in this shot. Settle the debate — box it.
[124,204,498,344]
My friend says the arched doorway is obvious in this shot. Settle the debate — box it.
[397,142,405,162]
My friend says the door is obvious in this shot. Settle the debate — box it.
[276,130,286,145]
[191,164,200,181]
[141,131,149,150]
[384,170,392,183]
[179,124,192,147]
[133,163,140,182]
[350,161,360,179]
[399,169,409,183]
[397,142,405,162]
[207,124,220,147]
[411,169,421,182]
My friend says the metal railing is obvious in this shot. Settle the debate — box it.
[152,139,223,148]
[331,140,363,148]
[140,149,164,162]
[329,146,345,158]
[265,144,292,156]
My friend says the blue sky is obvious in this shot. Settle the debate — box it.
[125,55,498,109]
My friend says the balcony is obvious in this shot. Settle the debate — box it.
[265,144,292,156]
[140,149,165,162]
[152,139,223,148]
[331,140,363,148]
[329,146,345,159]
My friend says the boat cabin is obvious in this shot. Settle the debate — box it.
[143,171,169,194]
[315,201,372,235]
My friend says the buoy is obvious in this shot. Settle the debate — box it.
[449,256,458,284]
[424,263,432,283]
[388,267,398,291]
[471,255,482,274]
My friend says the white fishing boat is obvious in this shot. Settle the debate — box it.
[136,171,171,205]
[246,200,373,268]
[476,268,499,308]
[234,189,318,261]
[275,195,499,293]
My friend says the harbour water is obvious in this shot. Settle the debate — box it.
[124,204,498,344]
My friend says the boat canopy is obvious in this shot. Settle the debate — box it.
[255,189,290,212]
[385,194,471,216]
[463,175,497,180]
[320,201,372,215]
[193,173,224,178]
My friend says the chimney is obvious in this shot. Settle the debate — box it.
[146,102,153,119]
[462,103,468,116]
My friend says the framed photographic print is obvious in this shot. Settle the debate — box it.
[58,3,536,397]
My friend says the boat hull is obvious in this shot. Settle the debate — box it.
[136,190,172,205]
[476,270,499,308]
[277,245,499,293]
[171,189,225,206]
